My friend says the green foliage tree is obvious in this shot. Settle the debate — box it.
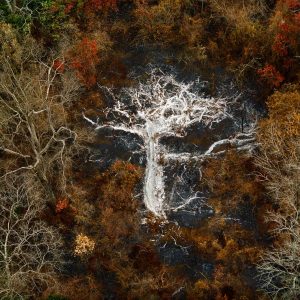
[0,0,69,40]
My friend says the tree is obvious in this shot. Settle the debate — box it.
[3,0,30,14]
[68,37,100,87]
[0,54,83,199]
[84,69,256,217]
[270,0,300,58]
[0,175,63,299]
[256,88,300,299]
[257,64,284,88]
[1,0,52,31]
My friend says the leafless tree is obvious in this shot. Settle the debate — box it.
[0,56,85,199]
[257,209,300,299]
[256,122,300,299]
[0,175,63,299]
[84,70,256,217]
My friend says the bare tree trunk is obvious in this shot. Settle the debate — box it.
[84,69,256,217]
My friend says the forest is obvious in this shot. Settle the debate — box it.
[0,0,299,299]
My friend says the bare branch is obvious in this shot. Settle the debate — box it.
[0,57,83,196]
[0,175,63,299]
[85,70,256,217]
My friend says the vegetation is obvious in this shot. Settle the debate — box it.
[181,151,268,299]
[256,86,300,299]
[0,175,63,299]
[0,0,299,299]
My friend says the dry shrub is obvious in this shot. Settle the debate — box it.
[216,237,261,271]
[256,88,300,204]
[70,184,96,225]
[83,0,117,15]
[178,14,207,63]
[70,160,185,297]
[43,275,102,300]
[128,265,185,299]
[188,279,214,299]
[187,262,267,300]
[180,217,262,271]
[210,0,267,31]
[98,160,142,212]
[111,19,131,39]
[72,161,143,291]
[182,149,266,299]
[133,0,183,44]
[259,88,300,142]
[0,22,22,64]
[203,151,262,213]
[208,0,269,64]
[133,0,208,63]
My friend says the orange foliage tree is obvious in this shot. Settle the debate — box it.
[257,64,284,88]
[68,37,100,87]
[271,0,300,57]
[55,197,69,213]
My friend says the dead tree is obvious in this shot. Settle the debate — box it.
[84,70,256,217]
